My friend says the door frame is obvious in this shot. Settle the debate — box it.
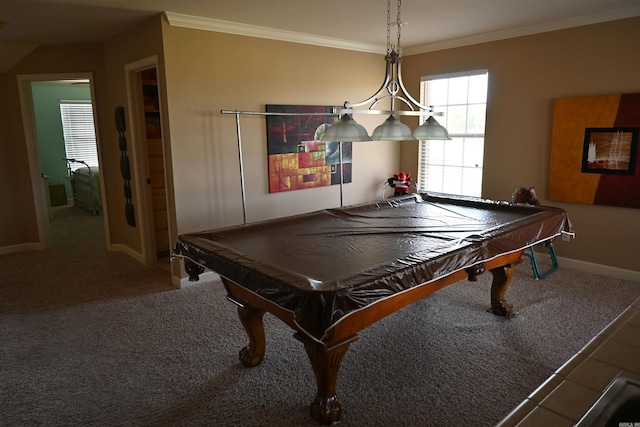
[125,55,165,265]
[17,72,109,249]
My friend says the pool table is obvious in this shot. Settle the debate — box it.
[173,192,573,424]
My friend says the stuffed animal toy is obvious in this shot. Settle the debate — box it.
[388,172,412,196]
[512,186,540,206]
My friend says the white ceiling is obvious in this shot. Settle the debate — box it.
[2,0,640,72]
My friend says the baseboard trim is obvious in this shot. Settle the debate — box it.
[110,243,145,264]
[527,251,640,282]
[557,256,640,282]
[0,242,44,255]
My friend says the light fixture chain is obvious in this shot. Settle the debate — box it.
[386,0,391,54]
[397,0,401,53]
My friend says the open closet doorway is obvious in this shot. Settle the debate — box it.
[17,73,109,250]
[125,56,171,266]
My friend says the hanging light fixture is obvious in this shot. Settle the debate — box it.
[322,0,451,142]
[323,113,371,142]
[414,116,451,140]
[220,0,453,215]
[372,115,415,141]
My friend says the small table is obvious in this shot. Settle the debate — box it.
[173,192,573,424]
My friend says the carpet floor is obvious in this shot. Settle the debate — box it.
[1,206,639,426]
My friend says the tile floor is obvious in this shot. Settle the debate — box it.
[497,296,640,426]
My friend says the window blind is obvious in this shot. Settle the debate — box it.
[418,71,488,197]
[59,101,98,172]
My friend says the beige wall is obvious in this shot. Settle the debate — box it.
[3,12,638,277]
[0,16,163,255]
[0,71,37,246]
[101,16,165,254]
[0,43,106,248]
[0,14,400,274]
[161,21,399,235]
[401,17,640,272]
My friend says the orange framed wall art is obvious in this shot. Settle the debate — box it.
[549,93,640,209]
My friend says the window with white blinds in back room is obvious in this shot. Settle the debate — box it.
[59,101,98,171]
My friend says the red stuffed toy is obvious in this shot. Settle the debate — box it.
[388,172,411,196]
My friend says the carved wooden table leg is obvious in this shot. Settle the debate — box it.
[295,333,358,425]
[489,264,515,317]
[237,305,266,367]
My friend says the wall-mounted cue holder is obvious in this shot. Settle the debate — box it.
[115,106,136,227]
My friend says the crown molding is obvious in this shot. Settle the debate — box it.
[403,5,640,56]
[164,12,386,54]
[166,7,640,58]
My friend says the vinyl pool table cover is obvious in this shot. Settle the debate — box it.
[173,193,573,342]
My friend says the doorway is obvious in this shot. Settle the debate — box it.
[17,73,109,250]
[138,66,170,261]
[125,57,171,265]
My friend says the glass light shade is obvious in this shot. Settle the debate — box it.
[413,116,452,140]
[321,115,371,142]
[371,115,417,141]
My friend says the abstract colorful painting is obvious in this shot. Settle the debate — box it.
[581,128,637,175]
[265,105,352,193]
[549,93,640,209]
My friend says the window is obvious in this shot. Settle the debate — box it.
[59,101,99,172]
[418,70,488,197]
